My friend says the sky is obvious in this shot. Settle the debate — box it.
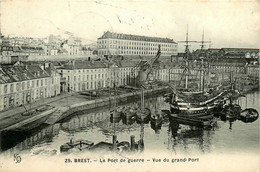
[1,0,260,52]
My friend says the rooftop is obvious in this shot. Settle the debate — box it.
[98,31,177,44]
[59,60,108,70]
[220,48,260,53]
[0,63,50,84]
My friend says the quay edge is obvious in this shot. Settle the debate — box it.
[1,87,170,132]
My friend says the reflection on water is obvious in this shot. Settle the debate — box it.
[1,92,259,156]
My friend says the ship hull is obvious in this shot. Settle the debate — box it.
[170,104,215,119]
[169,113,212,127]
[169,90,226,119]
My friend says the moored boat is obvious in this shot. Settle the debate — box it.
[169,90,224,119]
[239,108,259,123]
[110,108,122,123]
[136,108,151,124]
[169,113,213,128]
[121,107,137,125]
[150,113,163,133]
[167,57,226,120]
[221,103,241,119]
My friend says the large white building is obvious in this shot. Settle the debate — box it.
[58,61,108,92]
[58,60,141,92]
[97,31,178,57]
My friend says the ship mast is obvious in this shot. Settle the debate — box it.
[178,24,198,59]
[198,29,211,91]
[197,28,211,50]
[177,26,212,91]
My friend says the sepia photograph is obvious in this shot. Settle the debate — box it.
[0,0,259,171]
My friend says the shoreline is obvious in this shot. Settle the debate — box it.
[0,85,258,133]
[0,87,169,132]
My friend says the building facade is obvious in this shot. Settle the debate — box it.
[97,31,178,57]
[58,61,108,92]
[58,60,141,92]
[62,37,82,55]
[0,62,60,111]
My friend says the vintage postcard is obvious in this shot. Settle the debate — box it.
[0,0,259,171]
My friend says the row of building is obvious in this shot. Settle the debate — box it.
[0,37,94,56]
[0,61,60,111]
[2,31,260,64]
[0,31,179,63]
[0,57,259,111]
[192,48,260,59]
[97,31,178,57]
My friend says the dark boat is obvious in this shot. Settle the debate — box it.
[150,113,163,133]
[169,113,213,128]
[80,91,98,97]
[121,107,137,125]
[110,108,122,123]
[239,108,259,123]
[220,95,242,120]
[136,108,151,124]
[150,113,163,126]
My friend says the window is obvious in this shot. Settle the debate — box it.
[10,84,14,92]
[22,82,25,90]
[16,83,20,91]
[27,81,30,89]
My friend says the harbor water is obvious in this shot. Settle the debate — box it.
[1,91,259,157]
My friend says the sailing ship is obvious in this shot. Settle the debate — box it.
[168,27,226,121]
[168,58,226,120]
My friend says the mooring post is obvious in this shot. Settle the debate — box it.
[113,135,117,150]
[130,135,135,151]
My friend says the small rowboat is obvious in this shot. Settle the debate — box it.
[239,108,259,123]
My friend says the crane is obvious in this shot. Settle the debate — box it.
[136,45,161,86]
